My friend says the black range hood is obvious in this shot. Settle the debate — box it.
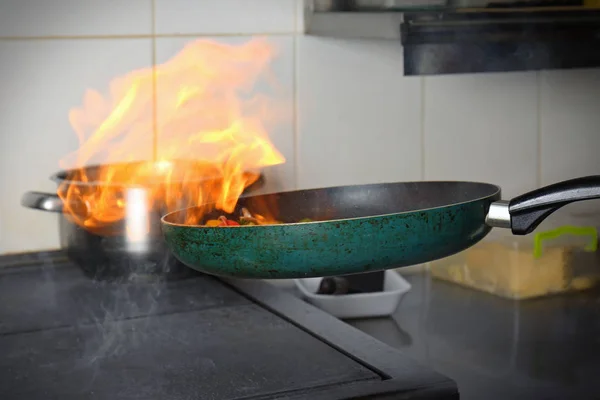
[402,8,600,75]
[306,1,600,75]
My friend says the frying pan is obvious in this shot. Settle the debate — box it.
[161,176,600,279]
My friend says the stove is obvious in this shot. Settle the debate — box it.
[0,251,458,399]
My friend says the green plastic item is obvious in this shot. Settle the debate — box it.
[533,226,598,259]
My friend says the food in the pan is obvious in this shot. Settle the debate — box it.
[202,208,312,227]
[317,274,385,295]
[317,277,351,295]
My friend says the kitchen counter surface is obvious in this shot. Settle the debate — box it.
[345,272,600,400]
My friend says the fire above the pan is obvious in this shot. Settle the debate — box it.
[58,37,286,231]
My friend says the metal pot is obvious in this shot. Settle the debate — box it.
[21,161,265,281]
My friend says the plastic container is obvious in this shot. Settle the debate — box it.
[294,270,412,319]
[430,222,600,300]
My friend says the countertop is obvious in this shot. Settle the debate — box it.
[342,272,600,399]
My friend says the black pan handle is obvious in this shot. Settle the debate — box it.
[486,176,600,235]
[21,191,64,213]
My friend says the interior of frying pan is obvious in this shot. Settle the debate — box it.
[164,181,501,226]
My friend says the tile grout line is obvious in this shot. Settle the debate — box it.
[0,32,296,41]
[292,1,300,190]
[536,71,542,188]
[420,77,426,181]
[151,0,158,162]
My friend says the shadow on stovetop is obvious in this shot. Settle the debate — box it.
[347,315,413,349]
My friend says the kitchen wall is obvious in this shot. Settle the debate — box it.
[0,0,599,254]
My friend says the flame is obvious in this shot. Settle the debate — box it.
[59,38,285,232]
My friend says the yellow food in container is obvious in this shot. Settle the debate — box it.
[430,225,600,300]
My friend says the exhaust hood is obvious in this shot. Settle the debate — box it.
[305,1,600,75]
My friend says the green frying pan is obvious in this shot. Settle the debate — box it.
[160,176,600,279]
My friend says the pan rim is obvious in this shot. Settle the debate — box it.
[160,180,502,228]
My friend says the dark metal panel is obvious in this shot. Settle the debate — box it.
[0,252,458,399]
[402,9,600,75]
[227,278,459,398]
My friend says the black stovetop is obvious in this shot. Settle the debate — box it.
[0,251,457,400]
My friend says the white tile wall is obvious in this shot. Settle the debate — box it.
[0,0,599,254]
[0,0,152,37]
[296,37,422,189]
[0,39,153,253]
[423,72,539,199]
[540,69,600,184]
[154,0,298,35]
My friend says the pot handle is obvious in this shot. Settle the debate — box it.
[486,176,600,235]
[21,191,64,213]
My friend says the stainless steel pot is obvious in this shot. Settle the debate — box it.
[21,161,265,281]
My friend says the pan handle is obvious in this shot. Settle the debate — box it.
[486,176,600,235]
[21,191,64,213]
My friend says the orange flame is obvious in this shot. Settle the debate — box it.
[59,38,285,231]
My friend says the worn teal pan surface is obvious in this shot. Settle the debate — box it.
[161,181,502,279]
[161,176,600,279]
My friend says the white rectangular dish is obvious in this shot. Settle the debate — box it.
[294,270,412,319]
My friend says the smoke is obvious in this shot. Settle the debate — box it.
[88,280,163,361]
[70,271,167,391]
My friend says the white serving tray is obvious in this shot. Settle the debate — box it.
[294,270,412,319]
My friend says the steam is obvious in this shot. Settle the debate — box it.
[86,277,163,364]
[71,271,166,390]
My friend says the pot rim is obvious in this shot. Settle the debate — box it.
[50,160,265,190]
